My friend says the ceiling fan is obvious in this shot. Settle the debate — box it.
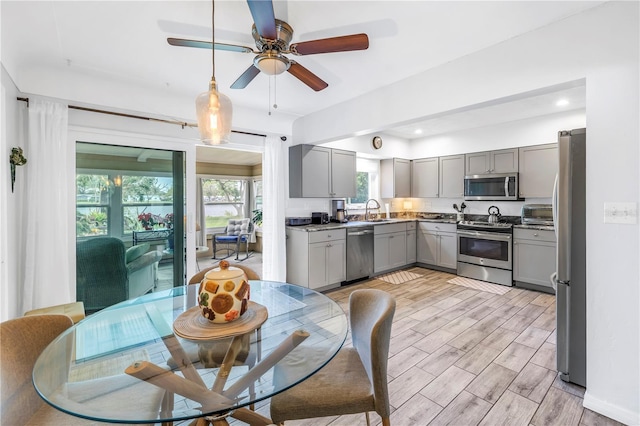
[167,0,369,91]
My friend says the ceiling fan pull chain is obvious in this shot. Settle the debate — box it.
[268,75,272,116]
[273,74,278,110]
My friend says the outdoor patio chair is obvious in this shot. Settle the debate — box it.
[212,218,253,261]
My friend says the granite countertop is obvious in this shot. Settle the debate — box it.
[286,217,456,232]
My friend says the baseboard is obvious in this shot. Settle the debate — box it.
[583,390,640,426]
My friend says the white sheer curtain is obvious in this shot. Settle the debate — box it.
[195,177,206,246]
[262,136,286,281]
[20,99,73,312]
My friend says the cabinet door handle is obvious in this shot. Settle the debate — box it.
[327,243,332,247]
[533,233,539,237]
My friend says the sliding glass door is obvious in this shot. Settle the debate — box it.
[76,142,185,311]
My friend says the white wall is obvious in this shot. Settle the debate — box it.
[0,66,22,321]
[292,2,639,424]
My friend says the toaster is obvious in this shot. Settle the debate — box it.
[521,204,554,226]
[311,212,330,224]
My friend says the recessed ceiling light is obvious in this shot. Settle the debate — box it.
[414,129,423,135]
[556,99,569,107]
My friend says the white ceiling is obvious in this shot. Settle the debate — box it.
[2,0,602,122]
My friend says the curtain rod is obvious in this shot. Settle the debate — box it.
[16,97,267,138]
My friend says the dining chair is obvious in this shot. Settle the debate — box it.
[1,314,165,425]
[269,288,396,426]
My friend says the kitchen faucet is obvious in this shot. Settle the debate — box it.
[365,199,381,221]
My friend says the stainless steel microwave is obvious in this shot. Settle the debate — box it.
[464,173,519,201]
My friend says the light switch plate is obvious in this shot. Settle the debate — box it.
[604,202,638,224]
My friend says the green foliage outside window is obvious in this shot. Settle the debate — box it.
[352,171,369,204]
[202,178,246,228]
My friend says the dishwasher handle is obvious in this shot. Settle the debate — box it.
[348,229,374,236]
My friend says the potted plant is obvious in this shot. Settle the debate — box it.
[164,213,174,229]
[252,209,263,227]
[138,212,156,230]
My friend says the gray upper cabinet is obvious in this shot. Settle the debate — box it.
[331,149,357,198]
[411,157,439,198]
[465,148,519,175]
[381,158,411,198]
[518,143,558,198]
[289,145,356,198]
[439,155,465,198]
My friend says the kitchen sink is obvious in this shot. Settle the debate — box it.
[367,219,391,223]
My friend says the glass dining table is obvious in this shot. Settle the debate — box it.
[33,281,348,425]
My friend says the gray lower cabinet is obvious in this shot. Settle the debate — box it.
[286,228,346,290]
[417,222,457,270]
[513,228,556,290]
[374,223,407,274]
[406,222,417,264]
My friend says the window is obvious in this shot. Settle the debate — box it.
[347,158,379,209]
[76,172,174,237]
[122,175,173,234]
[76,174,110,237]
[201,178,247,230]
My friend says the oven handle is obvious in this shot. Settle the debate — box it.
[457,229,512,242]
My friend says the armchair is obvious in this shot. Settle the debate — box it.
[212,218,254,261]
[76,237,161,313]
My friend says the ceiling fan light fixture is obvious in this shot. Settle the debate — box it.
[254,51,290,76]
[196,78,233,145]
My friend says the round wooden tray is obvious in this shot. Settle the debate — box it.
[173,302,268,341]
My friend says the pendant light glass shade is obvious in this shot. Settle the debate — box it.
[196,79,233,145]
[196,0,232,145]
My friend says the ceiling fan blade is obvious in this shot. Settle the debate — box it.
[290,33,369,55]
[167,37,254,53]
[287,62,328,92]
[231,65,261,89]
[247,0,277,40]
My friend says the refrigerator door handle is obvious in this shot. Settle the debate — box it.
[552,174,559,239]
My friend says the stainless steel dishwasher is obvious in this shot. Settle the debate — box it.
[346,226,374,283]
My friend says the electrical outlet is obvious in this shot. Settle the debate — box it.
[604,202,638,224]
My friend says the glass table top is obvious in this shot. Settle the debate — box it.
[33,281,348,424]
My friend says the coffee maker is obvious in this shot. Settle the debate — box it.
[331,199,348,223]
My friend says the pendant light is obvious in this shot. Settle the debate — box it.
[195,0,232,145]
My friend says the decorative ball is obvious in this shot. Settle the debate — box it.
[198,260,250,323]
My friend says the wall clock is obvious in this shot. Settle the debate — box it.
[372,136,383,150]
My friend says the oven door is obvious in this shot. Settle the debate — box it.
[457,229,512,270]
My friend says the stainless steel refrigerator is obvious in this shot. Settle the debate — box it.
[551,128,586,387]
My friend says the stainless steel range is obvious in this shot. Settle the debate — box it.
[456,220,513,286]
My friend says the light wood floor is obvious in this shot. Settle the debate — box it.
[244,267,622,426]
